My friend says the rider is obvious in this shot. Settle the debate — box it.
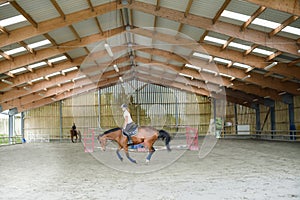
[72,122,77,134]
[121,104,136,145]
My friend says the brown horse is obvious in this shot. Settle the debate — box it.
[70,129,81,143]
[97,126,171,163]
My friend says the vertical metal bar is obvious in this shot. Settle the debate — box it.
[270,106,276,138]
[234,103,238,135]
[255,104,261,135]
[8,114,13,144]
[59,100,63,142]
[98,88,101,128]
[21,112,24,141]
[213,98,217,133]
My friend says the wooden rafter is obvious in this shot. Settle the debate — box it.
[184,0,194,17]
[268,15,299,38]
[221,37,235,50]
[212,0,231,24]
[69,25,81,41]
[0,50,13,61]
[50,0,65,19]
[0,25,9,35]
[86,0,94,12]
[10,1,38,28]
[18,41,35,54]
[241,6,266,31]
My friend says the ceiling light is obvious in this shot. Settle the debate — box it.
[221,10,250,22]
[104,43,113,57]
[48,55,67,63]
[241,75,251,80]
[204,36,227,45]
[1,79,13,85]
[233,62,252,69]
[113,64,119,73]
[185,64,201,71]
[278,91,286,95]
[119,77,124,82]
[264,62,278,70]
[179,73,193,80]
[5,47,26,55]
[193,52,213,61]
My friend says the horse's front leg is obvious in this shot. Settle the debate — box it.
[124,147,137,164]
[116,147,123,161]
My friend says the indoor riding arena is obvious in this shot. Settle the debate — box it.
[0,0,300,199]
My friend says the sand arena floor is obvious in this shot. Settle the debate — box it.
[0,139,299,200]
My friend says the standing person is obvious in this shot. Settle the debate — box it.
[121,104,136,144]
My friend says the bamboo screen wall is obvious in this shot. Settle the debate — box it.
[22,80,300,140]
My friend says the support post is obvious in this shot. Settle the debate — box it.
[98,89,101,128]
[8,114,13,144]
[21,112,24,141]
[282,94,295,140]
[59,100,63,142]
[234,103,238,135]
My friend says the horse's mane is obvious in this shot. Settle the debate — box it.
[103,127,122,135]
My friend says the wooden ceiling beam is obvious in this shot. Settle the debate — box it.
[130,28,300,80]
[127,1,299,56]
[0,1,118,48]
[10,1,38,28]
[244,0,300,16]
[50,0,65,19]
[0,27,124,74]
[184,0,194,18]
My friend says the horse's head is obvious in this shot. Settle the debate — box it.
[97,134,107,151]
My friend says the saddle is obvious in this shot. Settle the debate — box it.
[123,123,138,136]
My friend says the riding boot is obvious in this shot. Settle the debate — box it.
[127,135,133,145]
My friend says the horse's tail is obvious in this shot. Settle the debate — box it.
[158,130,171,151]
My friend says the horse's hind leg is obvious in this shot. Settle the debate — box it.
[146,146,156,163]
[124,147,137,164]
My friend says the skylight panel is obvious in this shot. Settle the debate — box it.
[233,62,252,69]
[282,26,300,36]
[62,66,78,73]
[0,15,27,27]
[28,61,47,69]
[48,55,67,63]
[9,67,27,74]
[252,18,280,29]
[213,57,232,65]
[202,68,217,75]
[31,77,44,83]
[5,47,26,55]
[0,2,10,7]
[45,72,61,78]
[221,10,250,22]
[252,48,274,56]
[192,52,213,61]
[28,40,51,49]
[228,42,250,50]
[219,73,235,79]
[204,36,227,45]
[185,64,201,71]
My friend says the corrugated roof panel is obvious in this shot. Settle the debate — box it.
[135,51,151,60]
[5,21,31,32]
[48,27,77,44]
[136,0,157,6]
[107,33,127,48]
[133,11,155,28]
[98,10,122,32]
[90,0,113,7]
[173,46,192,58]
[153,39,173,53]
[160,0,189,12]
[56,0,89,15]
[0,3,19,20]
[23,35,48,45]
[73,18,100,38]
[133,34,152,47]
[67,48,87,59]
[226,0,259,15]
[180,24,205,42]
[256,8,291,23]
[156,17,180,33]
[16,0,60,22]
[189,0,225,19]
